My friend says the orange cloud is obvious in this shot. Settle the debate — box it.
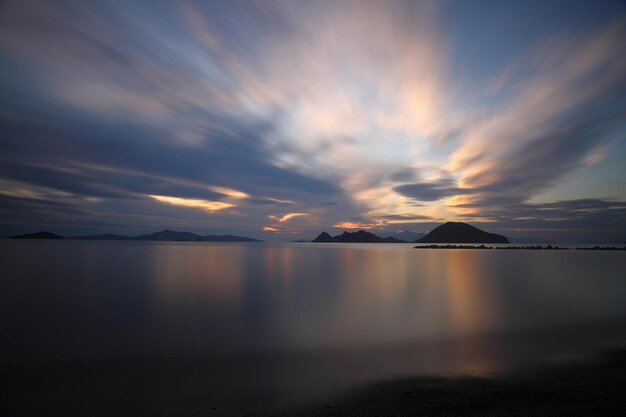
[208,186,249,199]
[262,225,304,234]
[259,197,295,205]
[148,194,234,212]
[333,221,382,229]
[269,212,308,222]
[385,219,433,225]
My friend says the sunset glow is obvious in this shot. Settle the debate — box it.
[148,195,234,212]
[0,0,624,241]
[270,213,309,223]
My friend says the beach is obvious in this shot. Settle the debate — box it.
[281,350,626,417]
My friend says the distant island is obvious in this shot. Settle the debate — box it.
[313,230,406,243]
[311,222,509,244]
[11,231,64,240]
[415,222,509,244]
[382,230,426,242]
[10,229,263,242]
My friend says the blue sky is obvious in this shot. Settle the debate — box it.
[0,0,625,241]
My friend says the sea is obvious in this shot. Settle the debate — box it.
[3,240,626,416]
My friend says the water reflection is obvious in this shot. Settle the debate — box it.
[2,241,626,415]
[141,242,626,356]
[152,243,245,305]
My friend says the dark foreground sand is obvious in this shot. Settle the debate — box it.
[268,350,626,417]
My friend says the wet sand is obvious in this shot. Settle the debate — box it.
[274,350,626,417]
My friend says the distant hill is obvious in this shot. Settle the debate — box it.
[134,230,263,242]
[10,231,63,240]
[71,233,132,240]
[508,236,555,244]
[416,222,509,243]
[9,229,262,242]
[202,234,262,242]
[382,230,426,242]
[134,230,203,241]
[313,230,406,243]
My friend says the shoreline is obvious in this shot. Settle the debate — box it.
[274,350,626,416]
[414,244,626,250]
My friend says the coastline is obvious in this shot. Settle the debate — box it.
[414,244,626,250]
[275,350,626,417]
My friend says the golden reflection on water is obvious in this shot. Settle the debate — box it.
[152,243,245,306]
[3,241,625,414]
[444,251,500,335]
[437,251,503,375]
[263,246,295,282]
[149,244,507,374]
[151,245,501,341]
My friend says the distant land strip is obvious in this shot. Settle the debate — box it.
[8,230,263,242]
[414,245,626,251]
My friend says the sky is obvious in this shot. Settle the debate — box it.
[0,0,625,242]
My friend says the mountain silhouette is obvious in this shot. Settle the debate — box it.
[9,229,262,242]
[313,232,334,242]
[383,230,426,242]
[134,229,203,241]
[313,230,406,243]
[71,233,132,240]
[202,234,262,242]
[134,230,263,242]
[10,231,63,239]
[416,222,509,243]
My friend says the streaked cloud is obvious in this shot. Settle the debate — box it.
[208,186,249,200]
[148,195,234,212]
[394,179,466,202]
[0,0,624,241]
[269,212,308,223]
[333,221,380,230]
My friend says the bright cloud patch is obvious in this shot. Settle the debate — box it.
[0,0,624,241]
[148,195,234,212]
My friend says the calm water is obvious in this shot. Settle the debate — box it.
[3,240,626,416]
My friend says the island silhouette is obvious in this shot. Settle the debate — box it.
[10,229,263,242]
[10,231,63,240]
[313,230,406,243]
[313,222,509,244]
[9,224,625,249]
[415,221,509,243]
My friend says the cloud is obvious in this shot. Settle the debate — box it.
[269,213,308,223]
[448,18,626,201]
[441,196,626,241]
[148,195,234,212]
[388,168,417,182]
[379,214,435,222]
[0,195,88,223]
[393,179,465,202]
[0,1,624,240]
[208,186,249,199]
[332,212,435,229]
[333,221,380,230]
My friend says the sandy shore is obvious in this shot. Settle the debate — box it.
[269,350,626,417]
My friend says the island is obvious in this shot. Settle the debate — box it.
[415,222,509,244]
[10,231,64,240]
[313,230,406,243]
[10,229,263,242]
